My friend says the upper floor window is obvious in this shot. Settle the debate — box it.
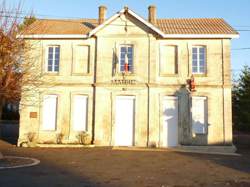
[160,45,178,75]
[73,45,89,74]
[47,46,60,72]
[119,45,133,73]
[192,46,206,74]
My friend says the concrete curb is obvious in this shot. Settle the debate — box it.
[0,156,40,169]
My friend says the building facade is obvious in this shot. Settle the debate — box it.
[18,6,239,147]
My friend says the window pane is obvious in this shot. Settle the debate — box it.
[54,65,59,72]
[127,53,132,58]
[199,53,205,61]
[48,53,53,60]
[192,59,197,66]
[200,60,205,66]
[55,47,60,53]
[192,48,197,53]
[49,47,53,53]
[199,66,205,73]
[199,47,205,54]
[192,53,197,60]
[54,59,59,66]
[120,65,124,72]
[192,66,197,73]
[121,47,126,53]
[55,53,60,59]
[48,65,52,72]
[48,59,53,66]
[128,47,133,53]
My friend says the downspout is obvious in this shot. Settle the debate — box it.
[221,39,225,144]
[91,35,98,144]
[146,34,151,147]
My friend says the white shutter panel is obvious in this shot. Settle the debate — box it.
[42,95,57,130]
[160,45,177,74]
[73,45,89,74]
[73,95,88,131]
[192,97,207,134]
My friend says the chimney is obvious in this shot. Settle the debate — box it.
[98,5,107,25]
[148,5,156,24]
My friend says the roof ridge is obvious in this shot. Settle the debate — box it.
[157,18,224,20]
[36,18,98,21]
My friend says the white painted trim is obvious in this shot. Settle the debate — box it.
[88,11,121,37]
[88,7,166,37]
[126,9,165,37]
[17,34,88,39]
[163,34,239,39]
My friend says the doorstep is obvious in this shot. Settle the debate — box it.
[36,144,95,148]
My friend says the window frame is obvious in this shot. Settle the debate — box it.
[118,44,134,74]
[191,46,206,74]
[46,45,60,73]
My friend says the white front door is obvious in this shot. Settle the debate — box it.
[162,96,178,147]
[115,96,135,146]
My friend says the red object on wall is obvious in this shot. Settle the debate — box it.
[125,63,129,72]
[190,75,195,91]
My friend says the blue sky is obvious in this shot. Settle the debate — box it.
[7,0,250,76]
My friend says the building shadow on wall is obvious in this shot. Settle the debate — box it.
[167,86,209,146]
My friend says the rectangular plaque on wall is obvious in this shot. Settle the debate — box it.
[29,112,37,118]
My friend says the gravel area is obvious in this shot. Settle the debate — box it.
[0,140,250,187]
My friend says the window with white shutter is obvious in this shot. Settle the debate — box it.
[192,96,207,134]
[160,45,178,75]
[72,95,88,131]
[42,95,57,130]
[73,45,89,74]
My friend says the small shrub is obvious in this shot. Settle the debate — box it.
[76,131,90,145]
[56,133,64,144]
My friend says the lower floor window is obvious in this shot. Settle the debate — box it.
[42,95,57,130]
[72,95,88,131]
[191,96,207,134]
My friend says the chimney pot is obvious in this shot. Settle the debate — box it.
[98,5,107,25]
[148,5,156,24]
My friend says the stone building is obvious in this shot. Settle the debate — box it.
[18,6,239,147]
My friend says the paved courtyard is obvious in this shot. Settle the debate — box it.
[0,140,250,187]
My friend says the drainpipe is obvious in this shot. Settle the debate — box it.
[146,33,151,147]
[221,39,225,145]
[91,35,98,144]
